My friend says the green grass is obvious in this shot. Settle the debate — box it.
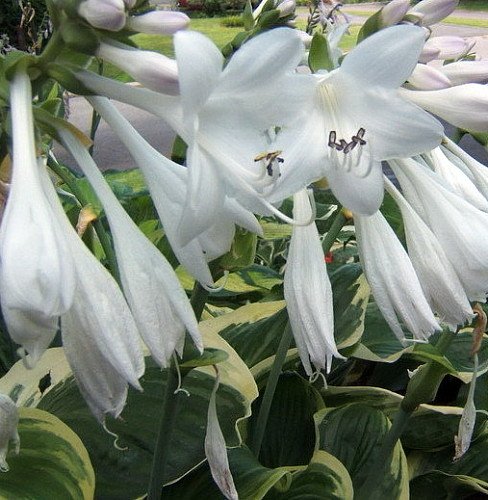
[459,0,488,11]
[443,16,488,28]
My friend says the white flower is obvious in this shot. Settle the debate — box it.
[87,97,263,287]
[381,0,410,27]
[126,11,190,35]
[438,60,488,86]
[59,127,203,368]
[408,64,451,90]
[284,190,342,375]
[0,394,19,472]
[407,0,459,27]
[354,210,440,342]
[97,41,179,94]
[400,83,488,131]
[38,156,145,420]
[424,147,488,211]
[384,177,473,331]
[79,29,314,242]
[390,157,488,302]
[78,0,126,31]
[0,70,75,362]
[422,36,474,62]
[270,24,443,215]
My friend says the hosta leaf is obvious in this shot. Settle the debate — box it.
[410,470,488,499]
[315,403,409,499]
[248,372,324,468]
[0,408,95,500]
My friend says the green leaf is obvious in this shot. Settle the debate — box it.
[308,33,334,72]
[330,264,370,349]
[0,408,95,500]
[179,347,229,368]
[410,471,488,500]
[242,0,255,30]
[248,372,324,468]
[260,221,292,240]
[266,450,354,500]
[218,228,257,271]
[315,403,409,499]
[357,9,382,43]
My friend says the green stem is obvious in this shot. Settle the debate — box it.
[322,207,347,254]
[250,322,293,458]
[356,330,456,498]
[147,360,181,500]
[37,30,64,67]
[47,157,120,283]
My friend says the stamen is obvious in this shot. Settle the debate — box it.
[173,353,191,397]
[201,270,230,293]
[253,150,284,186]
[263,189,317,226]
[102,420,128,451]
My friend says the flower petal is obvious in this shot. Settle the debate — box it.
[341,25,426,89]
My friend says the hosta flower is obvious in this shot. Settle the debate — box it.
[0,394,19,472]
[0,70,75,362]
[270,24,443,215]
[78,0,126,31]
[390,157,488,302]
[97,41,179,94]
[438,60,488,86]
[79,28,315,242]
[126,11,190,35]
[88,96,263,286]
[380,0,410,27]
[422,36,474,62]
[384,177,473,330]
[354,210,440,342]
[407,0,458,27]
[408,64,451,90]
[59,127,203,368]
[284,190,342,374]
[37,162,144,420]
[400,84,488,132]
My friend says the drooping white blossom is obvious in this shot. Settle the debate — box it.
[284,190,342,374]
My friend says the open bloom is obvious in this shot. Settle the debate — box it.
[59,126,203,368]
[0,70,75,362]
[354,210,440,342]
[284,190,342,374]
[270,24,443,215]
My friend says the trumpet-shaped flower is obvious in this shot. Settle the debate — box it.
[354,210,440,342]
[384,177,473,330]
[284,190,342,375]
[400,83,488,132]
[0,70,75,362]
[0,394,19,472]
[78,0,126,31]
[390,157,488,302]
[38,157,144,420]
[89,96,263,286]
[79,28,315,242]
[97,41,179,94]
[270,25,443,215]
[59,127,203,368]
[126,11,190,35]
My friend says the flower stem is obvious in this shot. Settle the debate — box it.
[47,156,120,283]
[322,206,348,254]
[250,322,293,458]
[190,281,210,322]
[356,330,456,498]
[147,359,181,500]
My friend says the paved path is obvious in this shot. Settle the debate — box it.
[54,5,488,170]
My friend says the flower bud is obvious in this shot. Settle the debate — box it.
[126,11,190,35]
[97,41,179,94]
[408,63,452,90]
[0,395,19,473]
[381,0,410,27]
[78,0,126,31]
[277,0,296,18]
[408,0,459,27]
[439,59,488,86]
[423,35,474,61]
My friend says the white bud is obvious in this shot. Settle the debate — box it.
[439,59,488,86]
[78,0,126,31]
[97,41,179,94]
[0,395,19,473]
[408,0,459,26]
[126,11,190,35]
[423,36,474,61]
[277,0,296,18]
[381,0,410,27]
[408,63,452,90]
